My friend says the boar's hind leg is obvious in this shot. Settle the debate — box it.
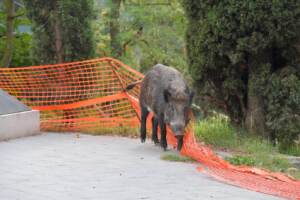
[140,106,149,143]
[151,116,159,144]
[158,116,167,151]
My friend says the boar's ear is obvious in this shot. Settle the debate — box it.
[189,91,194,105]
[164,89,171,103]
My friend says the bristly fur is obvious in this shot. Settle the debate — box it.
[135,64,194,151]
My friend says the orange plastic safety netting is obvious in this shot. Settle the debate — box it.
[0,57,300,199]
[0,58,142,131]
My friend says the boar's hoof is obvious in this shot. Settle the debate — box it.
[152,137,160,145]
[141,133,146,143]
[161,141,168,151]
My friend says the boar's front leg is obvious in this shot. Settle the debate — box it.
[140,105,149,143]
[158,115,167,150]
[177,136,183,151]
[151,116,159,144]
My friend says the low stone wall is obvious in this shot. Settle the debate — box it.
[0,110,40,141]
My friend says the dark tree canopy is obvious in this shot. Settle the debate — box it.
[182,0,300,146]
[24,0,95,64]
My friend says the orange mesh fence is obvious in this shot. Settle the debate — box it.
[0,58,142,131]
[0,57,300,199]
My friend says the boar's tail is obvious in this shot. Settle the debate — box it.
[125,80,143,91]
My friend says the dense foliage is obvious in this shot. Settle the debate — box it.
[264,67,300,149]
[94,0,188,74]
[0,1,32,67]
[24,0,94,64]
[182,0,300,146]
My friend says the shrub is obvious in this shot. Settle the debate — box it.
[182,0,300,143]
[264,67,300,150]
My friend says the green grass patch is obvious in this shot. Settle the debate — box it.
[195,116,239,149]
[288,169,300,180]
[161,154,195,163]
[226,155,255,166]
[44,126,139,138]
[256,155,290,172]
[279,144,300,157]
[83,126,139,138]
[195,115,300,180]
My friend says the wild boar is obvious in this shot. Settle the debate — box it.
[126,64,194,151]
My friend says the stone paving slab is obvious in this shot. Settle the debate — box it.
[0,133,284,200]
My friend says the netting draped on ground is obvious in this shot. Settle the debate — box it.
[0,57,299,199]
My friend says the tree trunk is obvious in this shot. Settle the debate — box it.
[54,4,63,63]
[245,92,265,135]
[1,0,15,67]
[245,53,268,137]
[110,0,122,58]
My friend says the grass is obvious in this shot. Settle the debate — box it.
[195,115,300,180]
[280,144,300,157]
[195,115,238,149]
[161,154,195,163]
[225,155,255,166]
[83,126,139,138]
[44,126,140,138]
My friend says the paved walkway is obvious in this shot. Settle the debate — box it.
[0,133,284,200]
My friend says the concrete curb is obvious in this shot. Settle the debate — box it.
[0,110,40,141]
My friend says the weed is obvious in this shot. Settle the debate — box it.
[195,116,239,149]
[161,154,195,163]
[226,155,255,166]
[279,144,300,157]
[83,126,139,138]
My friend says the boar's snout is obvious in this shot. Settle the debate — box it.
[170,122,185,136]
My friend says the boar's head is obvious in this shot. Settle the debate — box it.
[163,85,194,137]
